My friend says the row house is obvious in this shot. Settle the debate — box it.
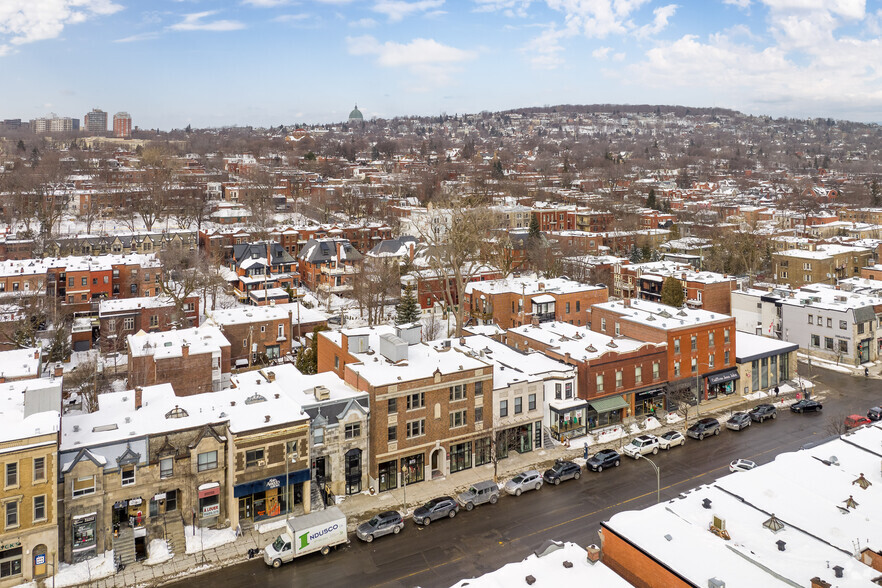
[46,254,164,312]
[98,295,200,352]
[198,228,251,264]
[0,236,37,261]
[206,302,327,367]
[506,321,668,440]
[230,242,299,301]
[588,298,738,403]
[574,210,615,233]
[296,224,393,255]
[464,276,609,329]
[772,244,874,289]
[531,205,576,233]
[318,325,494,492]
[0,376,61,587]
[50,231,197,258]
[621,261,739,314]
[0,348,43,382]
[297,238,363,295]
[404,267,503,312]
[127,325,232,396]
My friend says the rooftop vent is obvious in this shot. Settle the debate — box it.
[245,393,267,405]
[702,498,712,509]
[833,566,843,579]
[762,514,785,533]
[776,540,786,552]
[73,425,80,432]
[853,473,872,490]
[708,579,726,588]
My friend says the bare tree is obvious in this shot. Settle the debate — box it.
[351,256,398,326]
[157,246,206,327]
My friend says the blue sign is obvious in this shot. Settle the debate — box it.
[35,554,45,565]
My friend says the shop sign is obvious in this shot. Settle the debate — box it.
[128,498,143,506]
[266,477,280,490]
[34,554,45,565]
[202,504,220,518]
[0,541,21,551]
[153,493,167,502]
[198,486,220,499]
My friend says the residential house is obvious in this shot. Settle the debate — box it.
[297,238,363,295]
[772,244,874,289]
[230,242,298,302]
[98,296,199,352]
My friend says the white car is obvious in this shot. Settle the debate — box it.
[729,459,757,473]
[504,470,543,496]
[623,434,660,458]
[657,430,685,450]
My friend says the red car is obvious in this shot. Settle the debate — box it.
[845,414,872,429]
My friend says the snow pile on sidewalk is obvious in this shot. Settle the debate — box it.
[634,416,661,431]
[185,526,237,554]
[665,412,683,424]
[145,539,172,566]
[593,425,627,443]
[51,550,115,587]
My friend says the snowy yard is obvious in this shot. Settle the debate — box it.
[144,539,172,566]
[185,526,237,554]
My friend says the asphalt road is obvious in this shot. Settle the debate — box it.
[171,368,880,588]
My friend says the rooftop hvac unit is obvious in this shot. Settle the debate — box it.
[708,579,725,588]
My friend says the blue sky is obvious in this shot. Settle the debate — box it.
[2,0,882,128]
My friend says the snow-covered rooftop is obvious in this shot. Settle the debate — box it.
[465,274,606,297]
[508,321,661,362]
[0,377,60,444]
[735,331,798,361]
[127,325,229,359]
[591,298,731,330]
[452,335,575,389]
[0,347,42,380]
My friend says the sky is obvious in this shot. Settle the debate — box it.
[2,0,882,129]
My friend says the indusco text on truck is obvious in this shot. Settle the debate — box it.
[263,507,348,568]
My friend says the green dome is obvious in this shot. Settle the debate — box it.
[348,104,363,121]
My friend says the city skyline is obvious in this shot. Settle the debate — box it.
[3,0,882,129]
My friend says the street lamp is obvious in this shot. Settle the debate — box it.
[635,454,660,504]
[401,465,408,515]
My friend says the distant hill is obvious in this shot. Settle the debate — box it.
[501,104,741,118]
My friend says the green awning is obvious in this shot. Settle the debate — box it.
[588,395,629,413]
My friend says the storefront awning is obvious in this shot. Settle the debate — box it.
[707,369,739,386]
[233,468,311,498]
[634,387,665,400]
[588,395,629,413]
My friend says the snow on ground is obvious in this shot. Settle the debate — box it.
[798,354,855,374]
[51,550,115,587]
[593,424,627,443]
[665,412,683,424]
[185,526,237,554]
[254,518,291,535]
[145,539,172,566]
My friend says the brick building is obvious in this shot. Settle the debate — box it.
[620,261,739,314]
[297,238,363,295]
[464,276,609,329]
[318,325,494,492]
[772,243,873,289]
[127,326,231,396]
[403,267,503,312]
[98,295,199,352]
[588,298,737,403]
[230,242,299,301]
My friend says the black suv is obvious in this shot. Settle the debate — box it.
[543,460,582,485]
[586,449,621,472]
[749,404,777,422]
[790,399,822,413]
[687,417,721,440]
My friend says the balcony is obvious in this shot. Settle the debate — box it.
[320,265,357,276]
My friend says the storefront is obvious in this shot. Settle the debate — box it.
[234,469,310,523]
[587,395,628,429]
[401,453,424,485]
[111,497,145,532]
[377,460,398,492]
[71,513,97,563]
[633,388,665,417]
[496,421,543,459]
[549,400,588,441]
[0,541,22,581]
[705,369,739,399]
[449,441,472,473]
[149,490,178,519]
[344,449,362,495]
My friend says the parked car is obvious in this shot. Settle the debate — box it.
[457,480,499,511]
[504,470,542,496]
[749,404,778,422]
[867,406,882,421]
[623,434,660,458]
[356,511,403,542]
[726,412,752,431]
[790,399,823,413]
[543,460,582,485]
[687,417,721,440]
[586,449,621,472]
[658,430,685,450]
[413,497,459,526]
[729,459,757,473]
[845,414,872,429]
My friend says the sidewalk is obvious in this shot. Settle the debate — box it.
[797,351,880,378]
[56,379,821,588]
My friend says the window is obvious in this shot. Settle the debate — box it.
[260,325,266,333]
[33,495,46,522]
[803,262,812,271]
[635,366,642,384]
[104,275,109,284]
[596,374,604,392]
[724,350,730,364]
[809,334,820,347]
[824,337,834,350]
[500,400,508,417]
[388,398,397,414]
[33,457,45,482]
[197,451,218,472]
[708,354,715,369]
[5,463,16,488]
[826,318,832,328]
[313,428,324,445]
[691,358,698,373]
[475,406,483,422]
[130,284,138,294]
[708,332,715,347]
[839,340,848,353]
[72,475,96,497]
[528,393,537,411]
[674,361,681,377]
[690,335,697,351]
[449,385,466,401]
[615,370,623,388]
[555,383,562,400]
[123,317,134,330]
[615,322,620,335]
[601,318,606,332]
[565,382,573,398]
[149,315,158,328]
[576,301,581,312]
[5,502,17,529]
[388,426,397,442]
[449,409,467,428]
[475,381,483,396]
[278,324,284,338]
[724,328,730,343]
[334,355,339,370]
[121,466,135,486]
[566,302,570,313]
[808,315,813,324]
[653,362,660,379]
[68,277,74,287]
[406,419,425,438]
[246,449,265,467]
[11,283,18,292]
[840,320,847,330]
[0,546,22,578]
[674,338,680,354]
[514,397,523,414]
[345,423,361,439]
[858,322,865,334]
[160,457,173,479]
[407,392,425,410]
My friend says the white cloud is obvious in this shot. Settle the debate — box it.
[349,17,378,27]
[274,13,312,22]
[636,4,677,38]
[242,0,291,6]
[114,31,161,43]
[0,0,122,51]
[592,46,612,59]
[372,0,445,22]
[473,0,532,17]
[521,25,567,68]
[347,35,476,86]
[723,0,751,9]
[170,11,246,31]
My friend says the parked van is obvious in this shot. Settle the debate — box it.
[263,507,347,568]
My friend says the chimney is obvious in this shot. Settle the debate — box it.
[538,282,545,291]
[266,371,276,382]
[810,578,831,588]
[181,343,189,358]
[134,386,143,410]
[624,298,631,308]
[264,415,271,423]
[459,337,466,346]
[53,363,63,378]
[585,544,600,564]
[33,349,39,359]
[531,315,540,327]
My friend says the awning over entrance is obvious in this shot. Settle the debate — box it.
[706,369,739,386]
[588,395,629,413]
[634,387,665,400]
[532,294,556,304]
[233,468,310,498]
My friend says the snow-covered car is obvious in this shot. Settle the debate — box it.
[729,459,757,473]
[622,435,660,458]
[657,430,685,450]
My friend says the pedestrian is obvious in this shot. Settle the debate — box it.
[865,367,870,378]
[774,385,779,397]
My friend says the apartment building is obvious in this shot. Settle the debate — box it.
[98,295,199,351]
[621,261,739,314]
[773,244,874,288]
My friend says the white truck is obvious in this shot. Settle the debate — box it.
[263,507,348,568]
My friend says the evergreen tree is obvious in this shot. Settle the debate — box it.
[396,284,421,325]
[528,215,541,240]
[491,159,504,180]
[660,276,685,307]
[16,140,26,153]
[629,246,643,264]
[646,189,657,209]
[295,325,328,374]
[871,180,881,207]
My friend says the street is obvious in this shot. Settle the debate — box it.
[170,368,879,588]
